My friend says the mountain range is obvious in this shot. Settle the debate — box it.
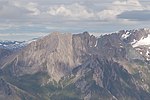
[0,28,150,100]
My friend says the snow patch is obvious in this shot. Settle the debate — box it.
[146,50,150,57]
[131,39,137,45]
[121,31,131,39]
[132,34,150,47]
[120,45,123,48]
[25,39,37,44]
[95,40,98,47]
[147,58,150,61]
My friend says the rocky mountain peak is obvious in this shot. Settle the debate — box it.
[119,28,150,45]
[1,29,150,100]
[7,32,97,81]
[116,28,150,61]
[2,31,143,80]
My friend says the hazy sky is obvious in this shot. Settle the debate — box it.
[0,0,150,41]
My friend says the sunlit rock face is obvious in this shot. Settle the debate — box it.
[7,32,97,81]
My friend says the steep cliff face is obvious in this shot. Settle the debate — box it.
[15,33,75,81]
[0,48,12,67]
[4,32,97,81]
[1,28,150,100]
[0,49,11,59]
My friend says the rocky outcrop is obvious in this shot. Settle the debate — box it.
[4,32,97,81]
[0,48,12,67]
[0,49,11,60]
[72,58,150,100]
[0,78,12,96]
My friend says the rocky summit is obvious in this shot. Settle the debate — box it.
[0,28,150,100]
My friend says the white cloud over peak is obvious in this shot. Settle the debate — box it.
[26,2,40,16]
[47,3,94,20]
[126,0,141,6]
[46,0,147,22]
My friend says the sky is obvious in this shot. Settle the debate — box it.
[0,0,150,41]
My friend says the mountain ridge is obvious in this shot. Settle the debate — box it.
[0,28,150,100]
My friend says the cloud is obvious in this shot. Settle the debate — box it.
[0,0,43,22]
[118,10,150,21]
[47,3,94,20]
[0,0,147,23]
[25,2,40,16]
[0,1,32,19]
[0,0,149,41]
[46,0,146,22]
[96,0,144,21]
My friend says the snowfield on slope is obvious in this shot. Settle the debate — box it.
[132,34,150,47]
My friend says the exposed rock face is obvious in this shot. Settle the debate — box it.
[0,49,11,60]
[7,32,97,81]
[1,28,150,100]
[0,48,12,67]
[0,78,12,96]
[11,31,132,81]
[73,58,150,100]
[16,33,75,81]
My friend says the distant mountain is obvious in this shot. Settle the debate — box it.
[0,41,25,50]
[0,28,150,100]
[119,28,150,61]
[0,38,38,51]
